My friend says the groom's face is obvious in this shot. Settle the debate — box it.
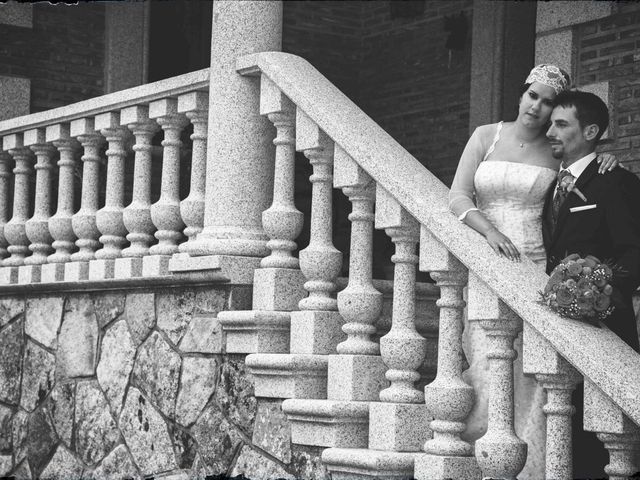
[546,105,590,163]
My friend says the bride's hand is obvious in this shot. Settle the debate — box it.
[485,228,521,262]
[597,152,623,173]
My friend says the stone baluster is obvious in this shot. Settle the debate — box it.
[522,322,580,480]
[0,151,12,261]
[92,112,129,278]
[3,134,34,268]
[70,118,104,266]
[148,98,188,265]
[296,110,342,312]
[259,75,302,269]
[118,106,159,273]
[334,149,381,356]
[415,228,480,480]
[23,129,55,266]
[468,271,527,479]
[369,185,429,453]
[584,379,640,479]
[177,91,208,252]
[46,124,79,265]
[328,146,386,400]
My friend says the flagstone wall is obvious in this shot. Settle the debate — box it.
[0,286,327,479]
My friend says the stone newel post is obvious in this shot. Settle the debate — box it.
[186,0,282,259]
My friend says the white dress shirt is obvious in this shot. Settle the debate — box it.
[563,152,597,180]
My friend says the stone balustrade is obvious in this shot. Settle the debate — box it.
[0,69,210,283]
[1,49,640,479]
[237,51,640,480]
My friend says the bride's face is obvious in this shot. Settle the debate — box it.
[518,82,557,129]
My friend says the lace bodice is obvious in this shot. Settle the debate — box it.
[474,161,556,264]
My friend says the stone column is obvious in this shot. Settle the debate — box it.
[416,229,480,480]
[186,0,282,261]
[0,151,12,261]
[3,134,34,269]
[369,186,429,454]
[68,118,104,281]
[23,129,55,266]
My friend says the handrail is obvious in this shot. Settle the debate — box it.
[237,51,640,424]
[0,68,210,136]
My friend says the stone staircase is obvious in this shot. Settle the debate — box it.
[0,50,639,479]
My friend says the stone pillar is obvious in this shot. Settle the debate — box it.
[416,229,480,480]
[186,0,282,261]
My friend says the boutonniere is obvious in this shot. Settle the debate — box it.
[558,174,587,202]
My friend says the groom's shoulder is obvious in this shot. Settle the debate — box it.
[597,165,640,195]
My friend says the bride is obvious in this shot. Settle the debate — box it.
[448,64,618,479]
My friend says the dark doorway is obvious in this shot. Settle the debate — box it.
[148,1,213,82]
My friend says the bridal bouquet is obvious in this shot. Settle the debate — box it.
[540,254,615,321]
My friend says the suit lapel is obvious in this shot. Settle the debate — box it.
[542,180,556,250]
[551,158,599,246]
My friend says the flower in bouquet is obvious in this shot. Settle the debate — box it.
[540,254,615,321]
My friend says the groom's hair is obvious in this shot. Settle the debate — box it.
[554,90,610,141]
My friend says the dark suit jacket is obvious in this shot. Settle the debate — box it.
[542,158,640,352]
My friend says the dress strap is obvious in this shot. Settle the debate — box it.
[483,121,503,161]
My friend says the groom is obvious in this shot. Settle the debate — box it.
[543,90,640,479]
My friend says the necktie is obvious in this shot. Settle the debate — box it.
[552,169,573,225]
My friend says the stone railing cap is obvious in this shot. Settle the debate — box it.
[238,51,640,425]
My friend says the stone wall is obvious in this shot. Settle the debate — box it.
[0,285,327,479]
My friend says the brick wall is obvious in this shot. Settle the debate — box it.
[359,1,473,185]
[575,5,640,175]
[0,3,105,113]
[283,1,473,186]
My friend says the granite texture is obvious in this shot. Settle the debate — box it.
[282,399,370,448]
[186,0,279,258]
[178,315,223,354]
[252,399,292,463]
[219,309,291,354]
[322,447,417,479]
[0,283,320,478]
[57,296,99,379]
[0,76,30,121]
[327,354,387,402]
[215,357,257,435]
[534,30,572,73]
[75,381,120,465]
[132,331,181,418]
[47,381,75,447]
[231,445,295,480]
[0,298,24,328]
[289,310,345,355]
[124,293,156,346]
[89,444,140,480]
[175,356,218,427]
[252,267,307,312]
[0,319,25,405]
[39,445,85,480]
[368,402,430,452]
[246,353,328,399]
[119,387,177,475]
[24,297,63,348]
[536,0,613,32]
[97,320,135,415]
[20,340,55,412]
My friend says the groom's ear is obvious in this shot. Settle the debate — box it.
[583,124,600,142]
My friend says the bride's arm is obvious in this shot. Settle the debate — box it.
[449,127,521,261]
[461,211,521,261]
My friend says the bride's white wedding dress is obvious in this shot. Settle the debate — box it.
[450,122,558,480]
